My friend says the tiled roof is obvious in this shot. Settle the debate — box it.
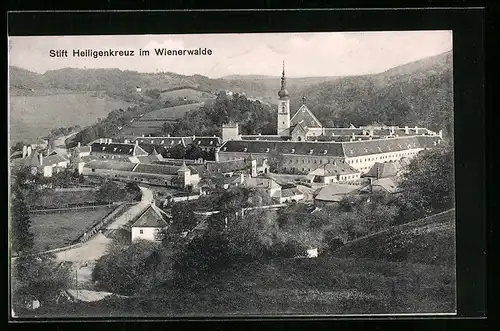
[372,177,399,193]
[133,164,180,176]
[136,154,163,164]
[281,187,303,198]
[192,137,222,147]
[135,137,189,147]
[244,177,280,189]
[240,135,290,141]
[43,153,69,165]
[206,159,248,173]
[75,146,91,153]
[314,184,362,202]
[364,162,398,179]
[309,162,359,177]
[219,140,345,157]
[84,160,137,171]
[342,136,440,157]
[132,204,168,228]
[90,142,148,156]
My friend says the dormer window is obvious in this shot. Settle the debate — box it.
[378,147,382,152]
[265,148,270,153]
[243,148,248,152]
[223,147,227,151]
[309,149,314,154]
[161,140,165,144]
[102,147,106,151]
[198,141,201,145]
[129,148,133,153]
[364,148,368,153]
[291,148,295,153]
[210,141,213,145]
[171,141,174,145]
[113,147,117,152]
[323,150,328,154]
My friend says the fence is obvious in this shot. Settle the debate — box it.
[30,202,121,213]
[73,203,131,244]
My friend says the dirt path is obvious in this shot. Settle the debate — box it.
[55,186,154,263]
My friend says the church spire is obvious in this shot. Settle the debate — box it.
[278,60,289,99]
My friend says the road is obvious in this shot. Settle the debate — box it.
[53,131,78,157]
[55,186,154,262]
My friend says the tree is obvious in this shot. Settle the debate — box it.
[267,148,285,173]
[10,188,34,255]
[184,144,204,160]
[10,168,37,255]
[93,240,173,295]
[168,144,186,159]
[96,180,127,203]
[397,146,455,222]
[11,254,71,305]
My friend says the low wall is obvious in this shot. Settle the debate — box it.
[30,203,120,213]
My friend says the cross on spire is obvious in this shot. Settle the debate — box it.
[302,96,306,104]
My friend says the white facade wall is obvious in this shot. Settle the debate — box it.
[345,148,424,174]
[279,193,304,203]
[131,227,162,241]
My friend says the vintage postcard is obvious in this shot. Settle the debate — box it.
[8,31,456,318]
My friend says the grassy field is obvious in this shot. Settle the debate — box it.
[159,88,214,103]
[140,102,204,121]
[333,209,456,266]
[30,206,114,252]
[9,92,134,143]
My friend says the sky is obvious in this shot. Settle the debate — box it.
[8,31,452,78]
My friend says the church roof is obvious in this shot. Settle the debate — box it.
[291,104,322,128]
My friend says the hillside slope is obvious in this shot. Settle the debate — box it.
[332,209,456,266]
[290,51,453,136]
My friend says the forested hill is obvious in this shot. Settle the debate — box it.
[289,51,453,137]
[10,50,453,137]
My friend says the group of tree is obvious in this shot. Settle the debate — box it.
[160,92,277,137]
[91,144,455,296]
[10,168,72,309]
[96,180,141,204]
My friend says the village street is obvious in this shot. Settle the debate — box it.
[54,186,154,290]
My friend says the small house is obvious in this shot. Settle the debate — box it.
[131,203,170,242]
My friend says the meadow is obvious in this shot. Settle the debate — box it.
[30,206,114,252]
[9,91,134,144]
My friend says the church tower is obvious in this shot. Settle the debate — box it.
[277,61,291,136]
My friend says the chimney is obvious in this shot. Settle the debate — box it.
[77,142,81,148]
[352,132,355,139]
[135,140,139,146]
[39,153,43,166]
[124,139,129,144]
[404,126,409,134]
[142,134,145,137]
[414,126,418,134]
[27,146,32,157]
[167,134,170,137]
[22,145,27,158]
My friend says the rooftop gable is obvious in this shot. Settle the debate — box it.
[291,104,322,128]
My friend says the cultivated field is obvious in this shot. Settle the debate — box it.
[30,206,114,252]
[140,102,204,121]
[159,88,214,103]
[9,91,134,143]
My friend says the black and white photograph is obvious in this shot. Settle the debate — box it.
[8,30,456,318]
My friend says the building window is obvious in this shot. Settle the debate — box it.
[139,229,143,234]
